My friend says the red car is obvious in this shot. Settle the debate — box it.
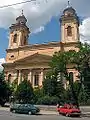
[57,104,81,117]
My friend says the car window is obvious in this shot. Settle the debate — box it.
[19,104,25,108]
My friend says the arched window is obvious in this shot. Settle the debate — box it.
[34,74,39,86]
[69,72,74,84]
[24,36,27,45]
[67,26,72,36]
[11,55,14,58]
[8,74,11,83]
[13,34,17,43]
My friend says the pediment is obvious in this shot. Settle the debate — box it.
[14,53,52,64]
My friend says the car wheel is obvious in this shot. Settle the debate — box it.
[59,112,61,115]
[12,110,16,113]
[28,111,32,115]
[66,113,70,117]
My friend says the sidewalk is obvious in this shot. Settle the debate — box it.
[40,110,58,115]
[0,107,58,115]
[0,107,9,111]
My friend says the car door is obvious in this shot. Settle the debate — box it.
[17,104,25,113]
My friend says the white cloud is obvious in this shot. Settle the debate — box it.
[32,26,44,34]
[79,18,90,44]
[0,0,67,31]
[0,58,5,70]
[0,0,90,38]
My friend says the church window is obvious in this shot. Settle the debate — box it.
[11,55,14,58]
[34,74,39,86]
[13,34,17,43]
[24,36,27,45]
[69,72,74,84]
[8,74,11,83]
[67,26,72,36]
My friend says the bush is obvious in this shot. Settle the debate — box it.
[0,71,12,106]
[33,87,44,104]
[37,95,59,105]
[14,80,34,103]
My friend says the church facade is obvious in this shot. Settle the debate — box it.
[3,5,80,88]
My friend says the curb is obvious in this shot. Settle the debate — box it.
[0,107,90,116]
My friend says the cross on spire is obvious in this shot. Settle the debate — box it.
[21,10,23,16]
[67,1,70,8]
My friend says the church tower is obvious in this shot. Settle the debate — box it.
[60,1,80,43]
[8,10,30,49]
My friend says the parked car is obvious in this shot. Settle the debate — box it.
[10,104,40,115]
[57,104,81,117]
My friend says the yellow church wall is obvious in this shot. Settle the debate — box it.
[22,46,60,56]
[6,42,61,63]
[3,4,81,87]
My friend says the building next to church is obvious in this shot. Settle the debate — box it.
[3,4,80,88]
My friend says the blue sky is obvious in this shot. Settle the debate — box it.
[0,16,60,58]
[0,28,8,58]
[0,0,90,65]
[30,16,60,44]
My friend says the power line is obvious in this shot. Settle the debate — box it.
[0,0,36,9]
[0,0,48,9]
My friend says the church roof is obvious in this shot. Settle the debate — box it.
[14,53,52,64]
[16,10,27,24]
[63,6,76,14]
[62,1,76,17]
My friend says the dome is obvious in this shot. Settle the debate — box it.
[63,1,76,17]
[16,10,27,25]
[63,7,76,16]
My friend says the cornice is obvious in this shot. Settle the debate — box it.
[6,41,79,52]
[6,41,61,52]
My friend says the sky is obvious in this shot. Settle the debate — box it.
[0,0,90,68]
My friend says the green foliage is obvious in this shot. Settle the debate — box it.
[0,70,4,81]
[37,95,60,105]
[55,80,65,99]
[14,80,34,104]
[49,43,90,106]
[10,78,18,93]
[74,43,90,98]
[33,87,44,104]
[43,71,65,98]
[49,49,81,107]
[0,71,12,106]
[43,72,57,96]
[78,85,89,105]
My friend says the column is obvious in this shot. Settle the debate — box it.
[28,69,32,83]
[18,70,21,85]
[39,69,44,87]
[32,73,35,87]
[8,34,12,48]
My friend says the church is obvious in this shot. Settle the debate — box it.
[3,3,80,88]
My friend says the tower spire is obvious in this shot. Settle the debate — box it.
[67,1,70,8]
[21,10,23,16]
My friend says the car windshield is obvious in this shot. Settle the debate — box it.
[63,104,78,109]
[11,104,20,107]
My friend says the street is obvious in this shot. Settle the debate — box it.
[0,109,90,120]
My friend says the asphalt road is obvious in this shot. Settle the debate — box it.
[0,109,90,120]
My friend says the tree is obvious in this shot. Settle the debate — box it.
[43,71,65,104]
[15,80,34,103]
[43,71,57,96]
[49,43,90,107]
[49,50,81,107]
[33,87,44,104]
[0,71,12,106]
[74,43,90,98]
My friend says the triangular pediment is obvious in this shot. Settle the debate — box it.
[15,53,52,64]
